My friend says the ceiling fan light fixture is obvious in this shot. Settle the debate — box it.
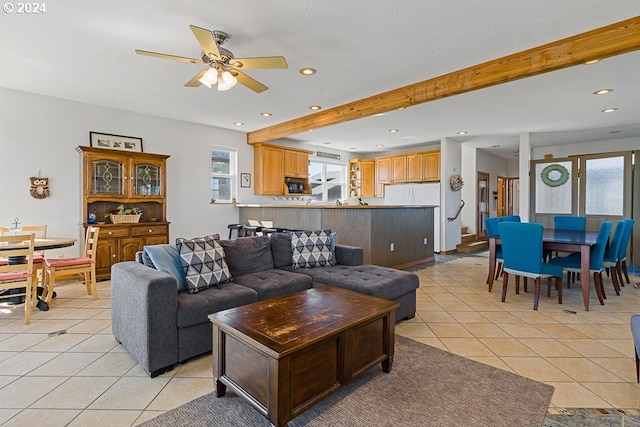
[199,68,218,88]
[217,70,238,91]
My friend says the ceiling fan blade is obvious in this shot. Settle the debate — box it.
[135,49,204,64]
[190,25,220,59]
[185,69,208,87]
[232,70,269,93]
[229,56,288,69]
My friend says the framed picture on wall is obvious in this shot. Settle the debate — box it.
[241,173,251,188]
[90,132,143,153]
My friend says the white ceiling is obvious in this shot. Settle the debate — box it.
[2,1,639,159]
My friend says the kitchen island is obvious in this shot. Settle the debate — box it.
[238,205,435,268]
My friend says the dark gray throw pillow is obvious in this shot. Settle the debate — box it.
[270,232,294,268]
[221,235,274,277]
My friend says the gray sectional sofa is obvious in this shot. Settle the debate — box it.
[111,233,419,377]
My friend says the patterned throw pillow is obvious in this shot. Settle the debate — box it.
[176,235,231,293]
[291,229,334,268]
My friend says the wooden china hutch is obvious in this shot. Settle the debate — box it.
[77,146,170,280]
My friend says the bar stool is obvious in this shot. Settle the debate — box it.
[227,224,244,239]
[239,226,260,237]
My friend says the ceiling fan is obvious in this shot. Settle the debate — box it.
[136,25,288,93]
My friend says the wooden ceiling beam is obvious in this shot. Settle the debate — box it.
[247,16,640,144]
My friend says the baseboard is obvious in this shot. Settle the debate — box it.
[393,256,435,270]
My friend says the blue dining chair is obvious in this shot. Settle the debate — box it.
[498,222,563,310]
[552,215,587,267]
[617,219,635,285]
[601,220,628,296]
[549,221,612,306]
[553,216,587,231]
[485,217,503,288]
[500,215,521,222]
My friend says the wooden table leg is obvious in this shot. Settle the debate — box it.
[580,245,591,311]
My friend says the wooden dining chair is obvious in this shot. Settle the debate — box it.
[43,226,99,303]
[0,225,47,286]
[498,222,564,310]
[0,233,37,324]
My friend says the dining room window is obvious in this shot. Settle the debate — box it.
[211,146,237,203]
[308,160,346,202]
[534,160,574,214]
[583,155,624,216]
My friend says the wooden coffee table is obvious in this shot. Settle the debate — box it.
[208,285,399,427]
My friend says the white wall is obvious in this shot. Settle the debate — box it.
[533,136,640,159]
[440,137,462,252]
[0,88,249,256]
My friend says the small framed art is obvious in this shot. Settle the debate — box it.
[240,173,251,188]
[90,132,143,153]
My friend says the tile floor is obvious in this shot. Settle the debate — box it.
[0,254,638,426]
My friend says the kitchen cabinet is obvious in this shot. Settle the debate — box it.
[77,146,170,280]
[422,151,440,181]
[254,143,313,195]
[375,150,440,193]
[349,159,375,198]
[391,156,407,183]
[284,150,309,178]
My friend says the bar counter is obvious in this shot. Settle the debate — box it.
[238,205,435,267]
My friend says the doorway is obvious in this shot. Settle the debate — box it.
[497,176,519,217]
[477,172,489,240]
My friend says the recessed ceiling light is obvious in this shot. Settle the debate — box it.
[584,59,600,65]
[323,141,331,144]
[593,88,613,95]
[602,108,618,113]
[309,105,322,110]
[234,122,244,126]
[491,145,500,148]
[388,129,399,133]
[260,112,272,117]
[457,131,468,135]
[350,147,357,150]
[299,68,317,75]
[376,144,384,147]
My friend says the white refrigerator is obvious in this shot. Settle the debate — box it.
[383,183,441,252]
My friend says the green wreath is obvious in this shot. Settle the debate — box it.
[541,164,569,187]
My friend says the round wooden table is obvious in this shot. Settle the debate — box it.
[0,237,77,310]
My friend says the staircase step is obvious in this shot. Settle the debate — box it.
[456,240,489,253]
[461,233,477,244]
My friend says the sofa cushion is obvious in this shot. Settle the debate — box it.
[281,264,419,301]
[176,282,259,328]
[176,235,231,293]
[143,244,187,291]
[221,235,274,277]
[271,232,294,268]
[232,269,312,300]
[291,229,334,268]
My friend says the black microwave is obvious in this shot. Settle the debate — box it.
[286,180,305,193]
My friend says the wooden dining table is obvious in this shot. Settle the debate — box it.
[487,229,599,311]
[0,236,77,310]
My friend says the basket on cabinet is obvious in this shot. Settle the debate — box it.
[110,214,142,224]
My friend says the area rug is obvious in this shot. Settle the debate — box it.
[141,335,554,427]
